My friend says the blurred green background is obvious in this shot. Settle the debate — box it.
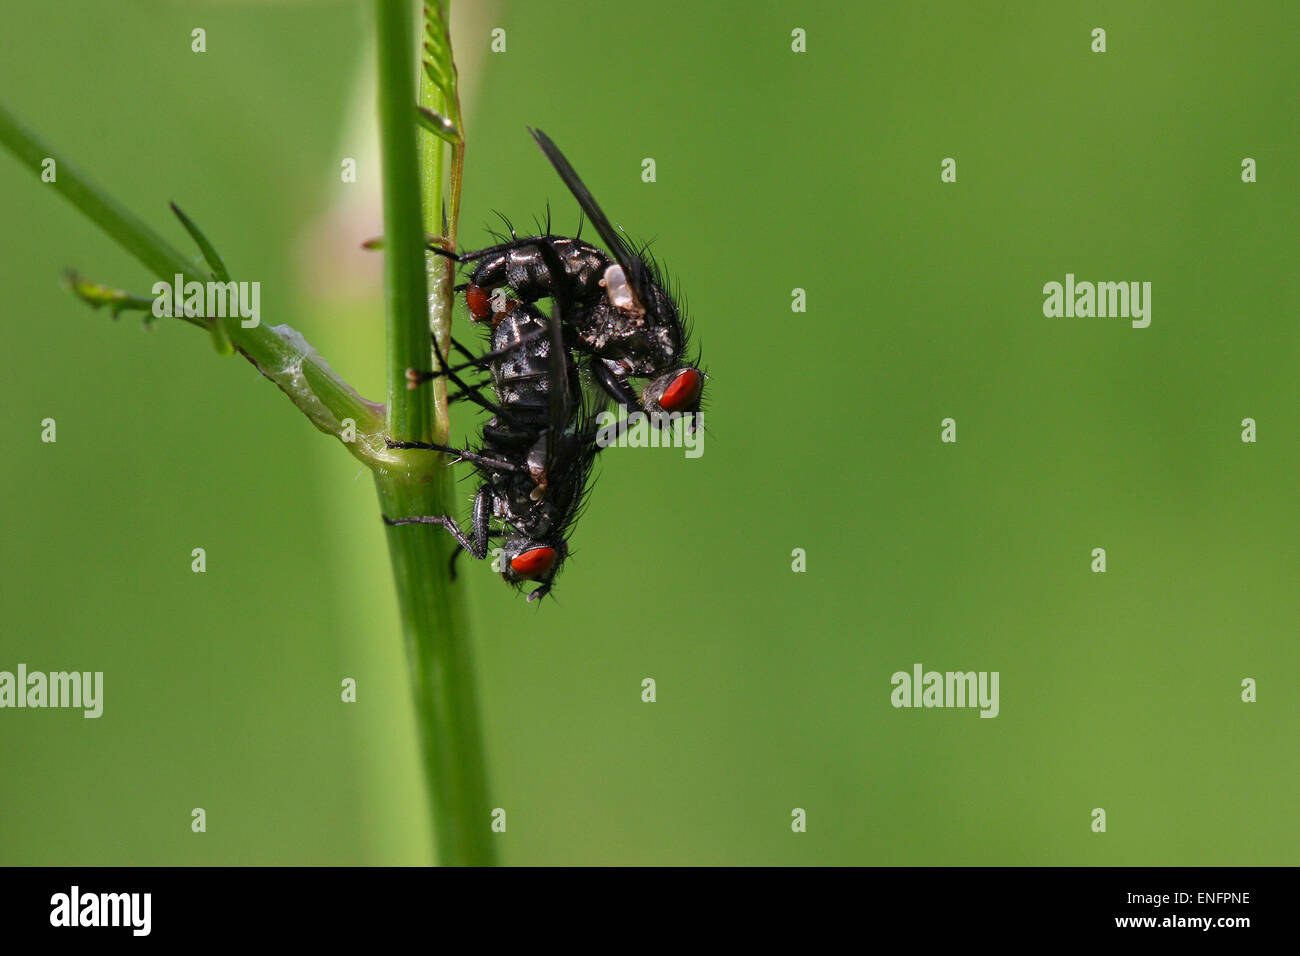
[1,0,1296,865]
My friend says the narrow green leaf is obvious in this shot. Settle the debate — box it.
[416,105,460,145]
[169,201,232,281]
[0,100,388,460]
[168,202,235,355]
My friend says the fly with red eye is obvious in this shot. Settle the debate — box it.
[382,241,623,603]
[431,128,707,433]
[383,130,702,602]
[510,546,557,579]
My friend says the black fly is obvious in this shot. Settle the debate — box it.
[384,242,603,602]
[434,128,705,430]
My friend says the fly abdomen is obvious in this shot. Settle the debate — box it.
[489,309,554,416]
[470,237,607,307]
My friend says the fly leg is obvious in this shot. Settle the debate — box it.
[385,438,520,472]
[383,486,492,561]
[412,329,549,383]
[402,329,508,417]
[448,527,506,580]
[591,359,643,414]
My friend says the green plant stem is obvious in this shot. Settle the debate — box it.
[1,0,493,863]
[373,471,491,865]
[375,0,434,445]
[419,1,464,443]
[372,0,495,866]
[0,101,387,462]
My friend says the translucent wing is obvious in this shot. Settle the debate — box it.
[528,239,574,478]
[528,127,654,307]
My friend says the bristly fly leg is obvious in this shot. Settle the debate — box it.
[383,487,496,573]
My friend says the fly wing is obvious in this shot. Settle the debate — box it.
[528,127,654,306]
[528,239,574,481]
[567,384,609,529]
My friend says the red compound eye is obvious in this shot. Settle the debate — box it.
[510,547,557,579]
[659,369,702,412]
[465,284,491,321]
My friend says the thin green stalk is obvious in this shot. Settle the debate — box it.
[419,0,465,443]
[0,0,491,865]
[372,0,495,866]
[375,0,433,446]
[372,472,488,865]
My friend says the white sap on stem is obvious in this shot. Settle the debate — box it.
[265,324,392,461]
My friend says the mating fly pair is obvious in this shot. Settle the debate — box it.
[385,129,705,601]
